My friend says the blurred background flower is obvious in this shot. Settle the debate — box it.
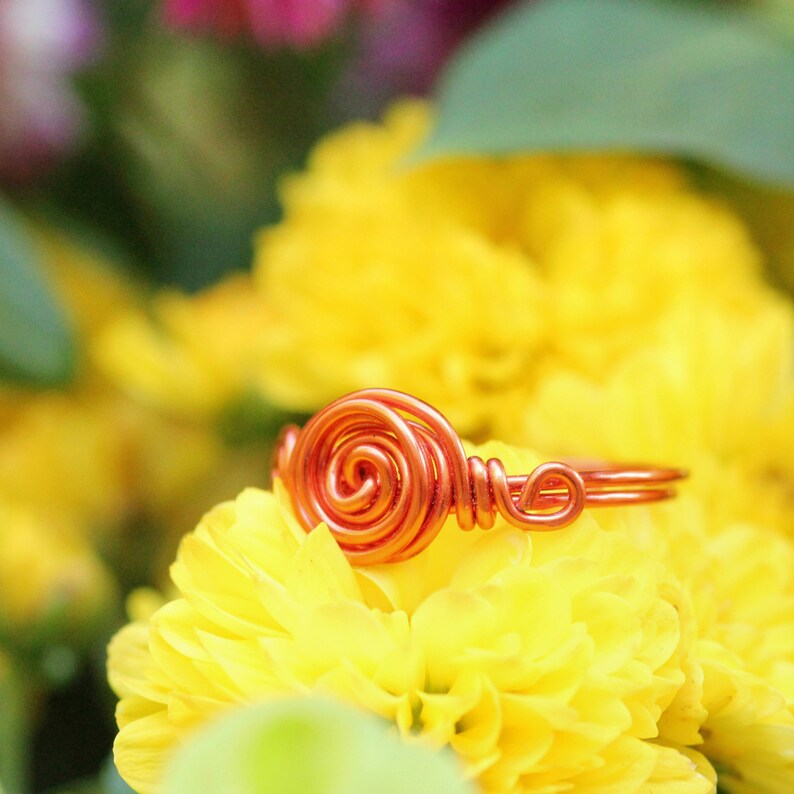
[0,0,101,184]
[337,0,519,114]
[162,0,380,49]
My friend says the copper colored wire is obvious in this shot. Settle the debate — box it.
[273,388,686,566]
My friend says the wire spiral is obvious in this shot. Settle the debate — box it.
[274,388,592,565]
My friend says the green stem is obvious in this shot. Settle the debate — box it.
[0,659,36,794]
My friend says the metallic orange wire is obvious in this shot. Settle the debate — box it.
[273,388,686,566]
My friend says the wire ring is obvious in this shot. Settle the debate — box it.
[273,388,686,566]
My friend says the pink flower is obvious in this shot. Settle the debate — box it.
[361,0,518,94]
[0,0,101,183]
[162,0,380,49]
[336,0,519,115]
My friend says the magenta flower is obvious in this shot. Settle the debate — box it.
[0,0,101,183]
[360,0,519,94]
[334,0,519,116]
[162,0,382,49]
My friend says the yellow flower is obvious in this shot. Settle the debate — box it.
[0,390,218,541]
[94,274,270,420]
[698,641,794,794]
[251,101,781,440]
[494,280,794,793]
[108,442,712,794]
[516,302,794,791]
[688,528,794,794]
[596,497,794,792]
[519,301,794,535]
[0,499,115,642]
[125,588,168,623]
[519,301,793,460]
[94,101,793,465]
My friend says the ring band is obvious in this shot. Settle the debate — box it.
[273,388,686,566]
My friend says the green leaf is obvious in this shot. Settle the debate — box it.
[415,0,794,186]
[162,699,475,794]
[0,200,75,385]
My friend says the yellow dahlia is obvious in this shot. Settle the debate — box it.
[0,390,219,541]
[595,496,794,792]
[698,642,794,794]
[95,101,793,460]
[251,101,783,439]
[519,301,794,535]
[504,309,794,792]
[94,274,270,420]
[108,441,713,794]
[686,528,794,794]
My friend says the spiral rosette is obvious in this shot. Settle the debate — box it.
[273,388,601,566]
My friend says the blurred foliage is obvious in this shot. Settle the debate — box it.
[17,0,349,293]
[0,201,74,385]
[417,0,794,186]
[30,664,120,793]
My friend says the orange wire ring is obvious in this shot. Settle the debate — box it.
[273,388,686,566]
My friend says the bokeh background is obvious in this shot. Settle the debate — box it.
[1,1,793,792]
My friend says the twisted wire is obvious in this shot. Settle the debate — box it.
[274,388,591,565]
